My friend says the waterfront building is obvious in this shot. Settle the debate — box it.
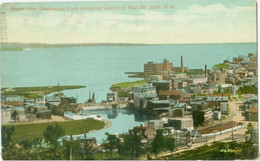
[107,92,118,102]
[146,100,170,110]
[145,120,164,130]
[144,59,173,75]
[133,93,157,110]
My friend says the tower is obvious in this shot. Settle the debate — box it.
[181,56,184,72]
[205,65,207,78]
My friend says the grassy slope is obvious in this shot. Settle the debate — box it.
[110,79,148,90]
[4,119,105,142]
[1,85,86,98]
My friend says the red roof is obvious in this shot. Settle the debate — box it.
[198,121,240,134]
[249,107,258,113]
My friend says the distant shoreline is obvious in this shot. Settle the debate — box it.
[1,42,256,49]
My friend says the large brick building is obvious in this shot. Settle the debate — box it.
[144,59,173,75]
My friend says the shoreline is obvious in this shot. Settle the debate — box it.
[87,118,112,134]
[81,103,128,110]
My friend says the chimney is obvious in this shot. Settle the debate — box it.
[204,65,207,78]
[181,56,183,67]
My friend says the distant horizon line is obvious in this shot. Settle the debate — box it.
[0,41,257,48]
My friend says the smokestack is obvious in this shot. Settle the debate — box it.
[181,56,183,67]
[205,65,207,78]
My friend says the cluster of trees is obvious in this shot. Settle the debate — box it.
[102,129,175,159]
[2,124,175,160]
[1,124,95,160]
[237,85,257,95]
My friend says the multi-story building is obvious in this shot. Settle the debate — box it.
[192,108,213,126]
[166,118,194,131]
[152,80,173,95]
[158,90,181,100]
[144,59,173,75]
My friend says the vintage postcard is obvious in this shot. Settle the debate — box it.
[0,0,258,160]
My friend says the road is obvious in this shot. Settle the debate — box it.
[141,97,258,160]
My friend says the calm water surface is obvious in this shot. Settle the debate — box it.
[64,108,151,144]
[1,43,256,142]
[1,43,256,102]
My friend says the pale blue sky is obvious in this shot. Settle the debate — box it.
[0,0,257,44]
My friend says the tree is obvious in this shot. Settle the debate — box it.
[165,137,175,154]
[43,124,65,146]
[62,138,95,160]
[2,143,31,160]
[1,126,15,152]
[151,129,166,157]
[240,140,258,159]
[118,132,142,158]
[103,132,120,157]
[245,122,254,140]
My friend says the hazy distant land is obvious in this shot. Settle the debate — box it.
[0,42,255,51]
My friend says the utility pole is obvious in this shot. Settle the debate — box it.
[206,136,208,145]
[70,148,72,160]
[179,130,182,145]
[232,123,234,141]
[220,120,222,135]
